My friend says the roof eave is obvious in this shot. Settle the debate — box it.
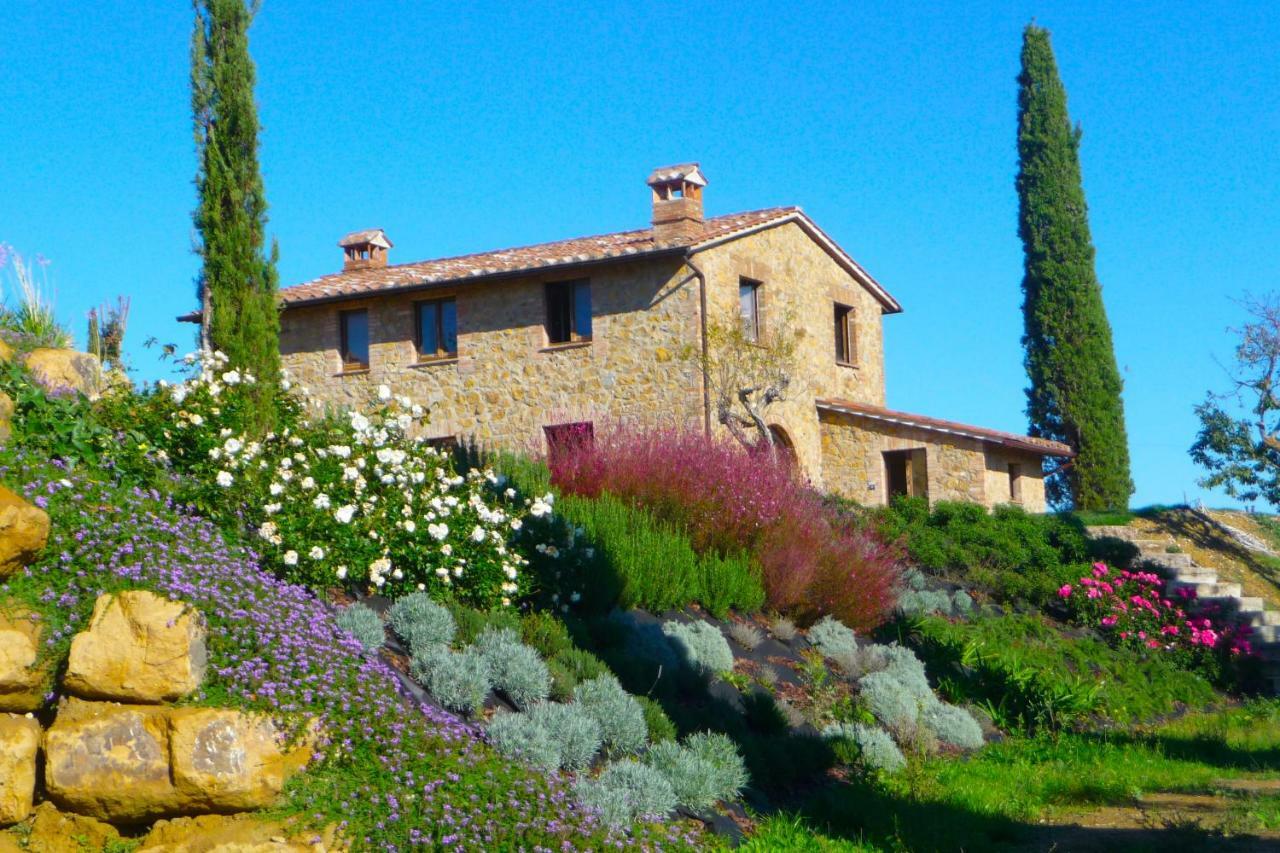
[689,211,903,314]
[278,244,689,311]
[816,399,1075,457]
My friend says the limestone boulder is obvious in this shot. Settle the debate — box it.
[0,608,46,712]
[0,487,50,579]
[43,698,177,822]
[24,802,121,853]
[170,708,313,812]
[139,814,339,852]
[23,348,103,399]
[0,714,39,826]
[64,590,207,703]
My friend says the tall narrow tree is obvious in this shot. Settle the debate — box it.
[191,0,280,428]
[1016,24,1132,510]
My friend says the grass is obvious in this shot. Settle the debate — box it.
[749,702,1280,851]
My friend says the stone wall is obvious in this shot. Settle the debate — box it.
[692,221,888,488]
[280,258,707,452]
[818,409,1049,512]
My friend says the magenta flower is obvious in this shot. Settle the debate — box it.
[1058,584,1073,598]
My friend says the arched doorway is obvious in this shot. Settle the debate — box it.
[768,425,798,467]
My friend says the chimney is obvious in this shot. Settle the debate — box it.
[338,228,393,271]
[647,163,706,244]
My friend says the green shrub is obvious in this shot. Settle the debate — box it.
[546,658,577,702]
[448,602,520,647]
[898,589,954,618]
[521,611,575,659]
[552,647,609,684]
[872,496,1088,606]
[637,696,677,744]
[486,712,561,773]
[573,675,648,756]
[922,702,984,750]
[553,492,765,617]
[575,760,677,827]
[386,592,455,654]
[683,732,749,801]
[527,702,604,771]
[662,620,734,677]
[334,603,385,652]
[410,646,492,715]
[808,615,858,660]
[644,741,722,811]
[473,627,551,709]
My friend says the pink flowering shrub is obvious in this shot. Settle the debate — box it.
[548,427,902,630]
[1058,562,1254,669]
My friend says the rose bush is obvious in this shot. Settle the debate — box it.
[1058,561,1254,673]
[103,351,548,607]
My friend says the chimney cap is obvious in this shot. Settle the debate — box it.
[646,163,707,188]
[338,228,393,249]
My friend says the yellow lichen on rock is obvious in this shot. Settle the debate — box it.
[22,349,103,399]
[0,714,39,826]
[170,708,311,812]
[64,590,208,703]
[0,487,50,579]
[23,802,121,853]
[140,813,342,852]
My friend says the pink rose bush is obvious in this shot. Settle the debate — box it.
[1059,562,1254,665]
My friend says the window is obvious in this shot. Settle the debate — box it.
[1008,463,1023,502]
[427,435,459,452]
[545,280,592,345]
[416,298,458,361]
[339,309,369,370]
[544,421,594,462]
[834,303,855,364]
[739,279,760,342]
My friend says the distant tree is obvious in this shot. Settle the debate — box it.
[1016,24,1133,510]
[1191,295,1280,507]
[695,315,803,453]
[191,0,280,429]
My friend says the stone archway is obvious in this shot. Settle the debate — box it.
[768,424,798,467]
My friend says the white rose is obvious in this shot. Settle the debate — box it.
[336,565,348,580]
[215,471,233,487]
[283,550,298,566]
[378,384,392,401]
[309,546,325,560]
[335,505,356,524]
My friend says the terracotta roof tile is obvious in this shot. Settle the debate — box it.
[278,207,852,308]
[816,398,1075,457]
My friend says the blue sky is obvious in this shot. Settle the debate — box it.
[2,1,1277,508]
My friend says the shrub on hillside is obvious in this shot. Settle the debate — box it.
[410,646,492,715]
[823,722,906,774]
[871,496,1087,606]
[576,760,677,827]
[387,592,455,653]
[547,427,901,630]
[922,702,985,750]
[474,626,551,709]
[643,732,748,812]
[528,702,604,771]
[486,712,562,773]
[808,616,858,660]
[105,351,545,607]
[573,674,648,756]
[334,603,385,652]
[662,620,735,677]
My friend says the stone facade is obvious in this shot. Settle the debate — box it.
[277,168,1066,512]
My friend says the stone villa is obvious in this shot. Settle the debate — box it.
[246,164,1072,511]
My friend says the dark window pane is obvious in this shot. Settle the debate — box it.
[546,282,573,344]
[573,282,592,340]
[739,281,758,341]
[834,304,852,363]
[341,310,369,367]
[440,299,458,355]
[418,302,439,357]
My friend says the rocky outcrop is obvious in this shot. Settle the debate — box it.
[139,813,339,852]
[0,392,12,444]
[0,715,39,825]
[22,348,103,399]
[64,590,208,703]
[0,608,46,712]
[0,487,49,579]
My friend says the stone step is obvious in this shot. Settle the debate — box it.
[1142,553,1197,571]
[1084,526,1147,541]
[1168,581,1242,599]
[1239,609,1280,627]
[1233,597,1266,614]
[1168,566,1219,583]
[1133,539,1180,553]
[1250,624,1280,644]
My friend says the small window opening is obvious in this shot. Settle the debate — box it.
[545,280,592,345]
[834,303,855,364]
[339,309,369,371]
[739,278,760,343]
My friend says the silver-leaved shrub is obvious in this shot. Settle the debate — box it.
[474,626,551,709]
[411,646,492,716]
[573,674,648,756]
[387,592,456,654]
[922,702,985,750]
[527,702,603,771]
[334,603,385,652]
[576,760,677,827]
[808,615,858,660]
[486,712,562,773]
[823,722,906,774]
[661,620,734,677]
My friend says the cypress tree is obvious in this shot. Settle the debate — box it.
[1016,24,1132,510]
[191,0,280,430]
